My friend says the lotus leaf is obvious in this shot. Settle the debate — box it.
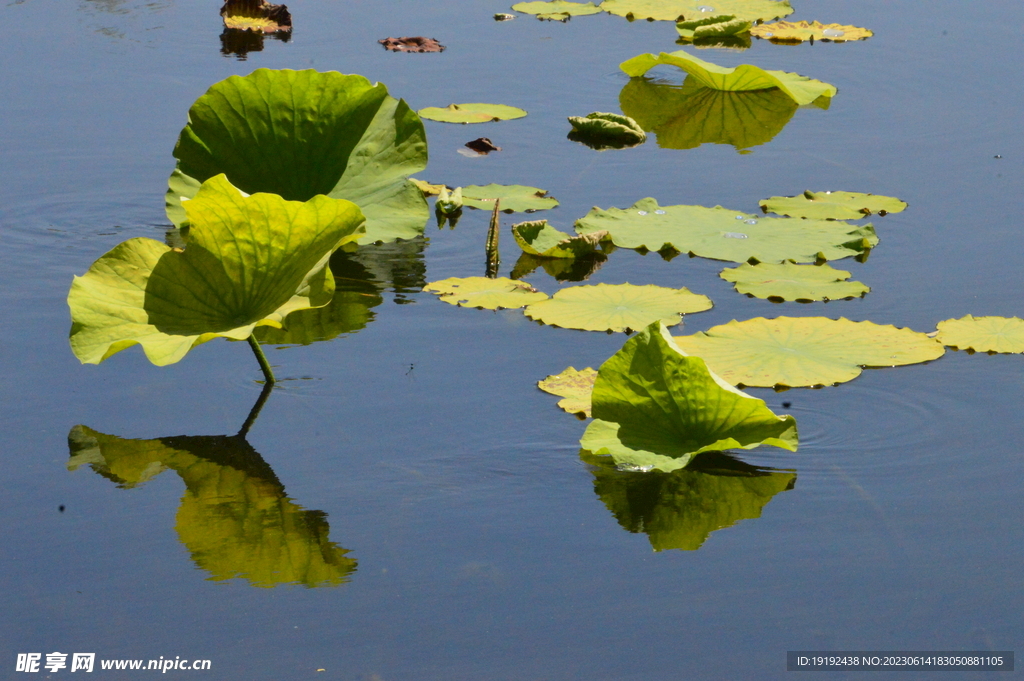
[510,252,608,282]
[511,0,602,20]
[69,175,363,367]
[220,0,291,33]
[580,322,798,472]
[567,112,646,149]
[512,220,608,259]
[935,315,1024,354]
[418,103,528,124]
[423,277,549,310]
[436,186,463,215]
[538,366,597,417]
[760,190,908,219]
[601,0,792,22]
[410,178,447,196]
[751,21,873,43]
[166,69,427,245]
[676,15,751,41]
[620,76,808,151]
[621,50,837,106]
[574,198,877,263]
[462,184,559,212]
[584,450,795,550]
[674,317,946,387]
[524,282,712,332]
[68,425,356,587]
[720,262,869,302]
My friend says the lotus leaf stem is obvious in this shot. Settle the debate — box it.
[247,334,276,385]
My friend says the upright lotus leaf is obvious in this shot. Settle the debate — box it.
[760,191,908,220]
[166,69,428,245]
[575,198,878,263]
[511,0,602,20]
[70,175,364,367]
[751,21,873,43]
[462,184,559,212]
[512,220,608,259]
[524,282,712,332]
[583,450,795,550]
[68,425,356,588]
[538,366,597,417]
[418,103,528,124]
[676,14,751,41]
[674,317,946,387]
[580,322,798,472]
[935,315,1024,354]
[601,0,792,22]
[720,262,869,302]
[220,0,291,33]
[621,50,837,106]
[620,76,806,151]
[423,277,549,310]
[567,112,647,149]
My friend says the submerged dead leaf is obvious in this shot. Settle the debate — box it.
[378,36,446,53]
[220,0,292,33]
[465,138,501,154]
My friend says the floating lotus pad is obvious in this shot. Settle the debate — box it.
[601,0,792,22]
[423,277,548,309]
[751,21,873,43]
[760,191,907,220]
[462,184,559,212]
[166,69,427,245]
[720,262,869,302]
[524,282,712,332]
[574,198,877,263]
[567,112,646,149]
[418,103,528,123]
[581,322,798,472]
[511,0,602,20]
[621,50,836,106]
[512,221,608,258]
[538,366,597,416]
[935,315,1024,354]
[69,175,364,367]
[674,317,945,387]
[676,15,751,40]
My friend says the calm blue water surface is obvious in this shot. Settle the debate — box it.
[1,0,1022,678]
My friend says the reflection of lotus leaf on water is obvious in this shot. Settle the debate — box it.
[583,450,796,551]
[68,426,357,588]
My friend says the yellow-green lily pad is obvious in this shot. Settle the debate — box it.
[511,0,602,20]
[423,276,549,310]
[524,282,712,332]
[760,191,907,219]
[601,0,792,23]
[935,315,1024,354]
[751,20,873,43]
[676,14,751,41]
[462,184,559,212]
[418,103,528,124]
[720,262,869,302]
[538,366,597,416]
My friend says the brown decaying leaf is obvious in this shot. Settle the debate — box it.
[465,138,501,154]
[220,0,292,33]
[378,36,446,53]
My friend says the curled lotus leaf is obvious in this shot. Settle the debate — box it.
[524,282,712,332]
[760,190,908,220]
[583,450,795,550]
[720,262,869,302]
[418,103,527,124]
[600,0,792,23]
[676,14,751,41]
[220,0,291,33]
[423,277,549,310]
[935,315,1024,354]
[166,69,428,245]
[462,184,559,212]
[538,366,597,417]
[751,21,873,43]
[410,178,447,196]
[621,50,837,106]
[673,317,946,388]
[512,220,608,259]
[567,112,647,149]
[580,322,798,472]
[69,175,364,367]
[511,0,602,20]
[574,198,877,263]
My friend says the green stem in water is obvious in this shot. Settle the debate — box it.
[247,334,276,385]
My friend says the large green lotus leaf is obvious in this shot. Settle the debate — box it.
[760,190,908,219]
[750,20,873,43]
[512,220,608,258]
[462,184,559,212]
[574,198,877,263]
[936,315,1024,354]
[68,425,356,588]
[418,103,527,124]
[720,262,869,302]
[619,76,804,151]
[524,282,712,332]
[621,50,836,106]
[674,317,946,387]
[601,0,792,22]
[580,322,798,472]
[423,276,549,310]
[70,175,364,366]
[511,0,602,19]
[166,69,427,245]
[538,366,598,417]
[583,450,795,550]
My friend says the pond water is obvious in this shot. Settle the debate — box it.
[1,0,1022,678]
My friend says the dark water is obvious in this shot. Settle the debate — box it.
[1,0,1022,678]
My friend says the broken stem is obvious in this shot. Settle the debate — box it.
[247,334,276,385]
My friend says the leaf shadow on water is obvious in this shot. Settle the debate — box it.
[219,27,290,61]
